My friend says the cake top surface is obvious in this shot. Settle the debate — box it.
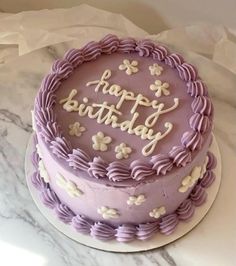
[34,34,213,184]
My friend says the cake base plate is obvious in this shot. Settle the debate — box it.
[25,135,221,252]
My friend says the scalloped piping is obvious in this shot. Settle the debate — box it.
[34,34,213,183]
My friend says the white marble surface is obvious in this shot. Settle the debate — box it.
[0,18,236,266]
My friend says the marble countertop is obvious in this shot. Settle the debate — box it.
[0,38,236,266]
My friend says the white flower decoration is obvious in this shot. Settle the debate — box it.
[149,63,163,76]
[38,159,49,183]
[127,194,146,206]
[150,80,170,97]
[56,173,83,197]
[97,206,119,220]
[149,206,166,219]
[178,165,202,193]
[92,131,112,152]
[119,59,139,75]
[36,144,43,159]
[115,143,132,159]
[69,122,86,137]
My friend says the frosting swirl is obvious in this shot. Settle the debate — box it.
[200,170,216,188]
[88,156,108,179]
[90,222,115,241]
[190,113,211,133]
[55,203,75,224]
[34,107,56,128]
[151,154,173,175]
[40,73,62,93]
[187,80,207,97]
[64,48,83,68]
[191,96,213,116]
[107,161,130,182]
[82,41,102,61]
[206,151,217,170]
[31,172,48,190]
[99,34,119,54]
[181,130,203,151]
[190,185,207,206]
[169,146,191,167]
[177,63,198,81]
[40,121,61,143]
[72,215,93,234]
[50,137,72,160]
[136,222,158,240]
[165,53,184,68]
[135,40,154,57]
[151,45,168,61]
[159,214,179,235]
[130,160,155,181]
[176,199,195,220]
[40,188,60,209]
[36,90,56,109]
[117,38,136,53]
[68,148,91,172]
[115,224,136,242]
[51,59,73,79]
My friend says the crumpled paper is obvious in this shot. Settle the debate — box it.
[0,4,235,101]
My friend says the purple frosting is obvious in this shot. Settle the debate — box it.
[169,146,192,167]
[135,40,155,57]
[30,141,216,242]
[176,199,195,220]
[207,151,217,170]
[99,34,119,54]
[181,130,203,151]
[68,148,91,172]
[190,113,211,133]
[35,107,56,128]
[190,185,207,206]
[40,121,61,143]
[72,215,93,234]
[115,224,136,242]
[82,41,102,61]
[64,48,83,68]
[187,80,207,97]
[90,222,116,241]
[165,53,184,68]
[50,137,72,160]
[40,188,60,209]
[151,45,168,61]
[31,150,40,167]
[40,73,62,93]
[130,160,155,181]
[36,90,56,109]
[136,222,159,240]
[159,214,179,235]
[107,161,130,182]
[151,154,173,175]
[117,37,136,53]
[33,34,214,184]
[177,63,198,81]
[200,170,216,188]
[51,59,73,79]
[55,203,75,224]
[191,96,213,116]
[88,156,108,179]
[31,172,48,190]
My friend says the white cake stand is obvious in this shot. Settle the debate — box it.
[25,135,221,252]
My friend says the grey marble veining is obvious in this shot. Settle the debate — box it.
[0,45,235,266]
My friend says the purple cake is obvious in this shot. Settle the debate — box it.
[31,34,216,242]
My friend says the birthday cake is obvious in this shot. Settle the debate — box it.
[31,34,217,242]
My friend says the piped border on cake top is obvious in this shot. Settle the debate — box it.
[33,34,214,182]
[31,136,217,242]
